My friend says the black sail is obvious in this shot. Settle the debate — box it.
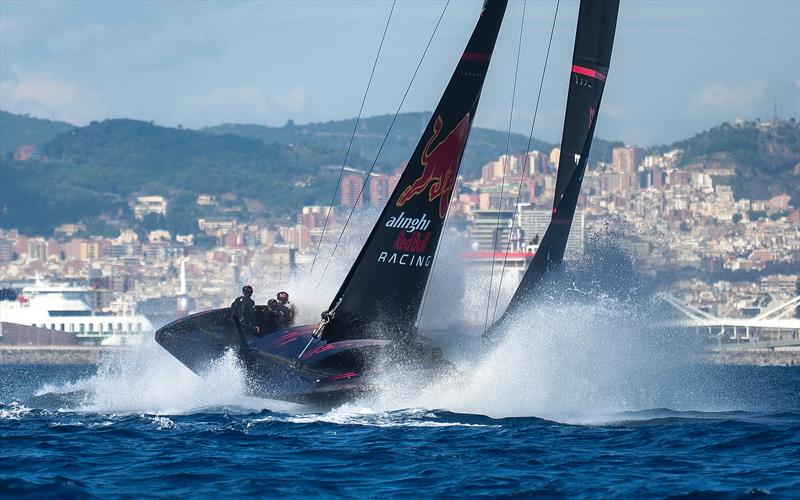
[322,0,508,342]
[495,0,619,323]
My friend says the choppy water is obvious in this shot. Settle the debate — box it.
[2,341,799,498]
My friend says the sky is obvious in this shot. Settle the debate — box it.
[1,0,798,145]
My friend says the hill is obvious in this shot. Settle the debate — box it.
[0,119,348,235]
[654,119,799,202]
[0,111,74,154]
[1,111,796,237]
[205,112,570,179]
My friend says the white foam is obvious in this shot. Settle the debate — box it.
[0,402,32,420]
[35,339,300,416]
[356,298,703,424]
[248,406,496,428]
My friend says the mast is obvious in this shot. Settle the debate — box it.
[321,0,508,343]
[493,0,620,325]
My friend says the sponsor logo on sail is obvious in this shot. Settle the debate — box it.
[393,231,430,254]
[396,113,472,219]
[384,212,431,233]
[377,251,434,268]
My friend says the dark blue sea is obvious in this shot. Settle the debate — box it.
[2,341,799,498]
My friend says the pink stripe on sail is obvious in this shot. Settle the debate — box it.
[572,65,606,82]
[462,52,491,62]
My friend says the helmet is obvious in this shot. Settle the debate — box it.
[267,298,278,307]
[277,291,289,303]
[242,285,254,296]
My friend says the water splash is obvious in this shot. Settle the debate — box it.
[34,340,300,415]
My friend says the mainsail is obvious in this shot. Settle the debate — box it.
[321,0,508,342]
[495,0,619,322]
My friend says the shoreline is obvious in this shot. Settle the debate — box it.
[0,346,132,365]
[1,345,799,367]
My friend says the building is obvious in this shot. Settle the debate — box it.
[469,210,515,251]
[0,240,14,264]
[134,196,168,220]
[300,206,333,228]
[27,238,48,262]
[525,150,549,174]
[197,218,237,236]
[549,148,561,168]
[196,194,217,206]
[369,173,400,207]
[341,173,364,208]
[612,146,645,175]
[516,204,585,259]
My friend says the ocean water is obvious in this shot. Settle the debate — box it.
[1,335,799,498]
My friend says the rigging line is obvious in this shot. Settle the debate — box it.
[308,0,397,279]
[482,0,527,337]
[315,0,452,289]
[490,0,560,325]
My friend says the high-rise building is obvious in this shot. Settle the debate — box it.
[27,238,48,262]
[340,173,364,208]
[0,240,14,264]
[300,206,333,228]
[525,151,548,174]
[516,204,585,259]
[468,210,515,251]
[368,173,400,207]
[549,148,561,168]
[612,146,645,174]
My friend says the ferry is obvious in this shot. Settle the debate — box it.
[0,282,153,344]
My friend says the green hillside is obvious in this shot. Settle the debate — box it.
[0,111,74,154]
[654,119,800,202]
[1,119,347,235]
[1,111,796,237]
[205,112,562,179]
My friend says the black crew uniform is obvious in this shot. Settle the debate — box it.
[230,294,257,335]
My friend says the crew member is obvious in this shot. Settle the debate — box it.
[262,298,281,333]
[276,291,296,327]
[230,285,259,335]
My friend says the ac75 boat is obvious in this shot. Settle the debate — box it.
[156,0,619,407]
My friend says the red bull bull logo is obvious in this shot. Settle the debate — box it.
[396,113,471,219]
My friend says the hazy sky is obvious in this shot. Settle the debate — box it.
[1,0,798,145]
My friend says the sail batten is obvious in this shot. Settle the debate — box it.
[322,0,508,343]
[493,0,620,326]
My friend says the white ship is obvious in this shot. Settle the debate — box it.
[0,282,153,344]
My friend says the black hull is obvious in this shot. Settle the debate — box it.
[155,308,451,407]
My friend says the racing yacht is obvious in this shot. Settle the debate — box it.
[157,0,620,406]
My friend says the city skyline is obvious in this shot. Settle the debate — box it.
[1,0,798,146]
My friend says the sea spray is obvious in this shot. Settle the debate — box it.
[34,339,299,415]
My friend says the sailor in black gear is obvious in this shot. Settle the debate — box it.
[262,298,281,333]
[276,291,296,327]
[230,285,259,336]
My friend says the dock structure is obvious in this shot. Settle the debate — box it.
[659,293,800,346]
[658,293,800,366]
